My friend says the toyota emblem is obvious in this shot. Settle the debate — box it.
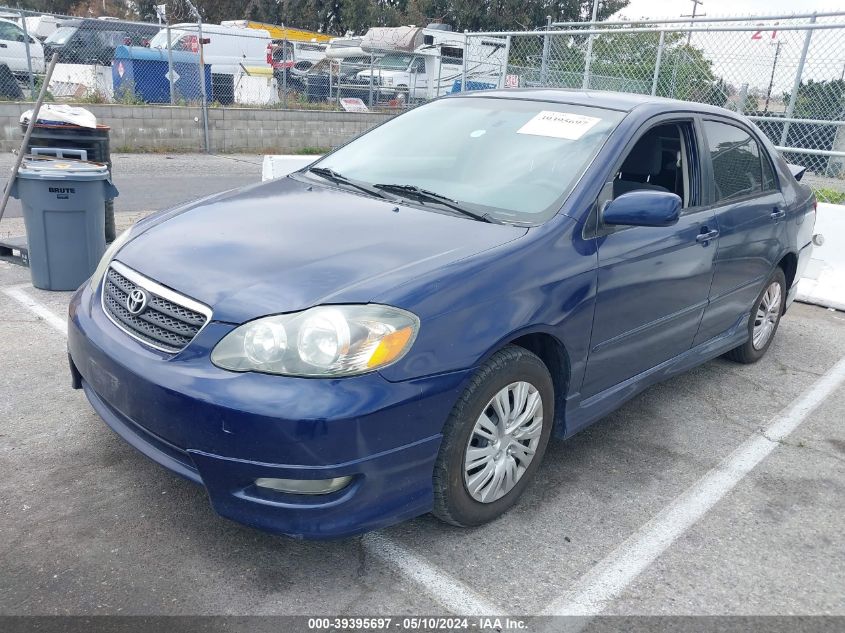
[125,288,148,315]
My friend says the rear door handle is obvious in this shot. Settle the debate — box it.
[696,228,719,244]
[0,43,7,49]
[771,208,786,220]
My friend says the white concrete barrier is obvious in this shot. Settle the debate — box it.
[234,74,280,107]
[49,64,113,101]
[797,202,845,311]
[261,154,320,181]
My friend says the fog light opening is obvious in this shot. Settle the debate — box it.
[255,476,352,495]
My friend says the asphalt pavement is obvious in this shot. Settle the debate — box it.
[0,153,263,220]
[1,257,843,621]
[0,152,843,627]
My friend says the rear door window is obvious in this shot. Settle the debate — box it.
[703,120,767,201]
[761,151,777,191]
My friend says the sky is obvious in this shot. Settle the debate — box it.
[612,0,841,21]
[605,0,845,94]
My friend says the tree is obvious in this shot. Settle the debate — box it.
[783,79,845,121]
[659,43,727,105]
[136,0,160,22]
[239,0,629,35]
[588,29,726,104]
[19,0,629,35]
[15,0,79,15]
[404,0,628,33]
[507,26,726,105]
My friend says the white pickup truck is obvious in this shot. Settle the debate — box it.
[0,17,44,75]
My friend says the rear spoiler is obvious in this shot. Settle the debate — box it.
[787,163,807,181]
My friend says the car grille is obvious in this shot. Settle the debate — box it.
[102,263,210,353]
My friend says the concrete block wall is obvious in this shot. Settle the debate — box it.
[0,102,394,153]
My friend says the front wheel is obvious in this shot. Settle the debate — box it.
[724,267,786,364]
[432,345,554,527]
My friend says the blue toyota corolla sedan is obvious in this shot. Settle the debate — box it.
[68,90,816,538]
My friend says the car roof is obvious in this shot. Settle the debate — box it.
[457,88,740,118]
[58,18,158,30]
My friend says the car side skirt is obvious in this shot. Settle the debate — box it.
[561,313,747,438]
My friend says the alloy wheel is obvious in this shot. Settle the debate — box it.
[752,281,782,350]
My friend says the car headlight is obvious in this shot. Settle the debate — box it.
[211,304,419,377]
[88,228,132,291]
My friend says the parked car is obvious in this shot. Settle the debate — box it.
[303,55,373,102]
[68,90,816,539]
[274,59,312,94]
[43,18,159,65]
[0,17,44,75]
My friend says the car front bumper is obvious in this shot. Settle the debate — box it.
[67,283,471,539]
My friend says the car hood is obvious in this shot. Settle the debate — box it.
[115,176,527,323]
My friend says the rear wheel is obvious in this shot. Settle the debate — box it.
[724,267,786,364]
[432,345,554,527]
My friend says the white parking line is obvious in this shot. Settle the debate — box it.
[1,283,68,336]
[2,282,507,616]
[363,532,505,616]
[543,352,845,617]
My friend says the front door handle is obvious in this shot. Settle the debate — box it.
[696,228,719,244]
[771,208,786,221]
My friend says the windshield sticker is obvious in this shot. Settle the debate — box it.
[517,111,602,140]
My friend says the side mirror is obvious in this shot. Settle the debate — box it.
[602,190,682,228]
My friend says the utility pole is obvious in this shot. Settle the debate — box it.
[582,0,600,89]
[764,39,781,113]
[681,0,705,45]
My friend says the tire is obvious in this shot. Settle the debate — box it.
[724,267,786,364]
[104,199,116,243]
[432,345,554,527]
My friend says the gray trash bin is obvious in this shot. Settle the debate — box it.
[11,157,119,291]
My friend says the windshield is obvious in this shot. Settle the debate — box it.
[377,54,413,69]
[148,29,185,49]
[45,26,77,45]
[311,97,623,223]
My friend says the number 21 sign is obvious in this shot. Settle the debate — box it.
[751,25,778,40]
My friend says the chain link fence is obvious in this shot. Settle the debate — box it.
[0,6,843,202]
[465,11,845,203]
[0,7,462,111]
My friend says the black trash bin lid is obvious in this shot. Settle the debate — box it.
[17,156,110,181]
